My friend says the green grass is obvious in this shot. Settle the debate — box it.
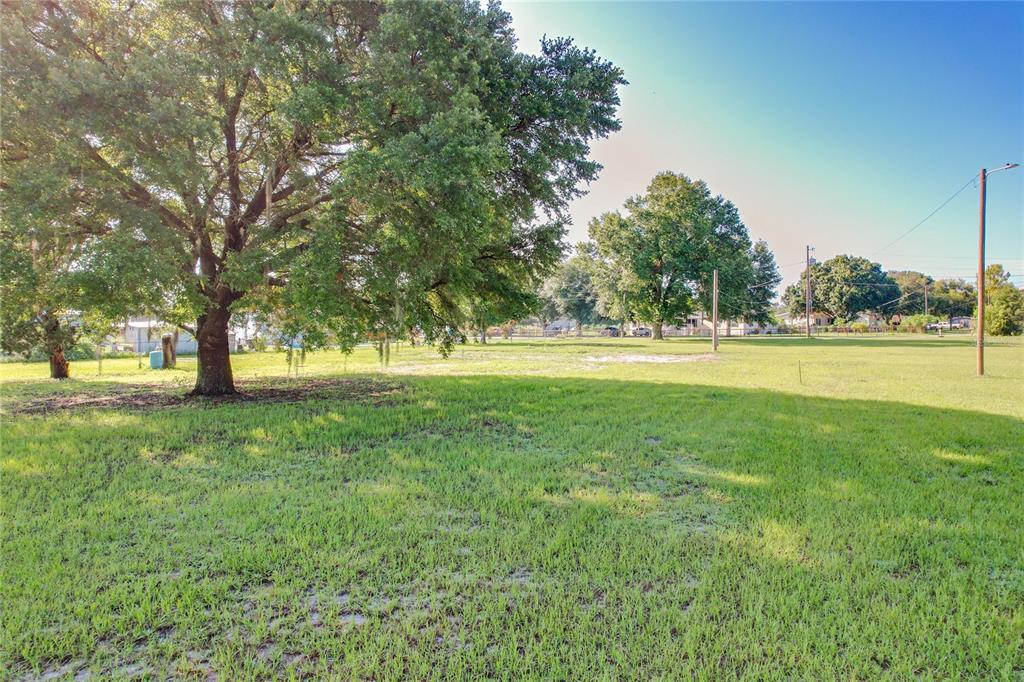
[2,336,1022,679]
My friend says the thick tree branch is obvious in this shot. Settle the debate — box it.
[81,143,190,235]
[233,129,312,233]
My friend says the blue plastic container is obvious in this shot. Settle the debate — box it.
[149,350,163,369]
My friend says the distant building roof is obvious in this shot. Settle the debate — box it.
[125,320,168,329]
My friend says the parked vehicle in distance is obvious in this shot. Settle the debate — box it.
[600,326,619,337]
[632,327,651,337]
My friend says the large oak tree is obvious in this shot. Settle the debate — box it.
[2,0,623,394]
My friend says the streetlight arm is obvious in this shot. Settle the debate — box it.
[987,163,1020,175]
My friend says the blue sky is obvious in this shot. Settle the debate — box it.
[507,1,1024,288]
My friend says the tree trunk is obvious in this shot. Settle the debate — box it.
[49,347,70,379]
[479,328,487,344]
[576,319,582,337]
[652,321,663,340]
[192,305,235,395]
[43,317,70,379]
[161,334,175,369]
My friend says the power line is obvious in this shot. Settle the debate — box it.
[871,174,979,256]
[876,290,920,310]
[740,259,807,291]
[885,254,1023,261]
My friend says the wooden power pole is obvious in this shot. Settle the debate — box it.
[712,268,719,352]
[977,168,986,376]
[805,245,812,338]
[974,162,1020,375]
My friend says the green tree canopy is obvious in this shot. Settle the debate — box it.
[0,177,163,377]
[582,242,633,328]
[783,255,899,322]
[588,172,763,339]
[985,263,1012,289]
[929,278,976,321]
[888,270,933,317]
[540,246,603,335]
[985,286,1024,336]
[733,240,780,325]
[1,1,624,393]
[982,265,1023,336]
[0,225,81,378]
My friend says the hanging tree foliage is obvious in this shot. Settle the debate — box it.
[1,1,624,394]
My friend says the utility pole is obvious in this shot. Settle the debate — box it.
[975,163,1020,376]
[805,245,813,338]
[712,269,719,352]
[977,168,986,376]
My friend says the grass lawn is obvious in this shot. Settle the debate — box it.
[2,335,1022,680]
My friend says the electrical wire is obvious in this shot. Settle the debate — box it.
[876,290,919,310]
[871,174,979,256]
[885,254,1024,261]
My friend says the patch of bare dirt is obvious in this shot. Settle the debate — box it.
[584,353,718,364]
[7,377,405,416]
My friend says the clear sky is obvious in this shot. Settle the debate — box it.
[506,1,1024,289]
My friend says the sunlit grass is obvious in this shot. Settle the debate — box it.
[2,336,1022,679]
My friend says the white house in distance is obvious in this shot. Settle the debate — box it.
[543,318,577,335]
[655,310,781,336]
[776,310,833,330]
[116,318,239,355]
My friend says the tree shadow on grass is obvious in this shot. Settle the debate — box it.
[1,376,404,416]
[2,375,1022,678]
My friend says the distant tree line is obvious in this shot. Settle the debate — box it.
[781,258,1021,335]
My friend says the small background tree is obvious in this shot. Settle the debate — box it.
[727,240,780,329]
[888,271,934,317]
[982,265,1023,336]
[589,172,763,340]
[0,186,157,378]
[930,278,976,323]
[541,247,602,336]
